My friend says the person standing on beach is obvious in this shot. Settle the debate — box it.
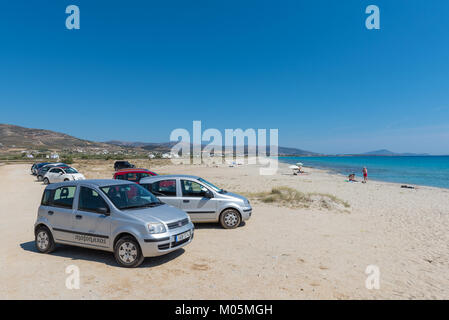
[362,167,368,183]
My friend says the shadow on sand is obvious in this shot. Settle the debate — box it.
[193,221,246,230]
[20,240,185,268]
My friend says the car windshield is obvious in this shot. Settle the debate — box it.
[64,167,78,174]
[198,178,225,193]
[100,183,162,210]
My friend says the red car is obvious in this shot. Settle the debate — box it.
[113,168,157,184]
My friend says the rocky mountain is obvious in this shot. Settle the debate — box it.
[1,123,318,156]
[0,124,120,152]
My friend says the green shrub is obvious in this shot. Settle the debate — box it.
[61,156,73,164]
[244,186,350,211]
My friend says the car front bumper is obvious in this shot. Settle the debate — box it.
[241,207,252,220]
[140,222,194,257]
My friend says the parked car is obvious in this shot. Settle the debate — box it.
[114,161,135,171]
[37,163,68,181]
[113,168,157,184]
[31,162,50,175]
[34,179,194,267]
[140,175,252,229]
[42,166,85,184]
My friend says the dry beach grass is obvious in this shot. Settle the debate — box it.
[244,186,351,212]
[0,159,448,299]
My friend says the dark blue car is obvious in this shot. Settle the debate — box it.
[31,162,50,175]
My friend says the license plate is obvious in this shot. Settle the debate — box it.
[175,231,190,242]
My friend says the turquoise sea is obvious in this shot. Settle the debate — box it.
[280,156,449,189]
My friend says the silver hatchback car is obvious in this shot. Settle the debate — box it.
[34,179,194,267]
[140,175,252,229]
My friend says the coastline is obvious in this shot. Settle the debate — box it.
[274,159,448,194]
[281,162,443,191]
[277,156,449,190]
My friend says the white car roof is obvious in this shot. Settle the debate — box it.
[45,179,133,190]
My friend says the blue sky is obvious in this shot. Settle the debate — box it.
[1,0,449,154]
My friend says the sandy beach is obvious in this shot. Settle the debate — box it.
[1,159,448,299]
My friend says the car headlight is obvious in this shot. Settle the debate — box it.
[147,223,166,234]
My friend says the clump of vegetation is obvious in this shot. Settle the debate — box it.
[245,186,350,212]
[61,156,73,164]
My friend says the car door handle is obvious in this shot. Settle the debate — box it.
[47,211,54,215]
[75,215,83,220]
[183,200,190,203]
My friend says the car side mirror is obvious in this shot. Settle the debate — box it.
[97,207,109,215]
[205,190,214,198]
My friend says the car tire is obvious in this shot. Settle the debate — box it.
[35,226,56,253]
[43,178,50,184]
[114,236,144,268]
[64,178,69,181]
[37,175,42,181]
[219,208,241,229]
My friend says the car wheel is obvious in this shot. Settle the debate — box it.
[64,178,69,181]
[220,208,241,229]
[43,178,50,184]
[114,236,144,268]
[37,175,42,181]
[35,226,56,253]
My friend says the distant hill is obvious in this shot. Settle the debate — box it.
[106,140,318,156]
[358,149,429,156]
[0,123,318,156]
[0,124,121,152]
[106,140,186,152]
[362,149,396,156]
[277,146,318,156]
[104,140,150,148]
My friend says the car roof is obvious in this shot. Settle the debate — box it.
[43,163,66,167]
[38,164,63,171]
[115,168,151,173]
[140,174,200,182]
[45,179,132,190]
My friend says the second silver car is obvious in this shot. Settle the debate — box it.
[140,175,252,229]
